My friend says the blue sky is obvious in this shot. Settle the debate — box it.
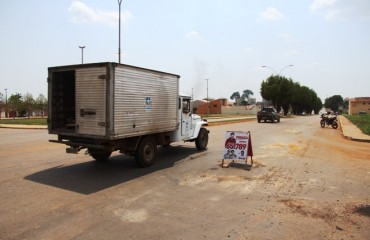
[1,0,369,102]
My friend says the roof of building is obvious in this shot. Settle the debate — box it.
[350,97,370,102]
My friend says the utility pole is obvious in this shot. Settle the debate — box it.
[118,0,122,64]
[79,46,85,64]
[206,79,209,115]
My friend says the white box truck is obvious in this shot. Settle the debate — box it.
[48,62,209,167]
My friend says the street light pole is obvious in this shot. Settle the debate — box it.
[118,0,122,64]
[261,64,293,75]
[261,65,277,75]
[278,64,293,75]
[79,46,85,64]
[206,79,209,115]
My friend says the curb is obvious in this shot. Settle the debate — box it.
[338,117,370,143]
[0,124,47,130]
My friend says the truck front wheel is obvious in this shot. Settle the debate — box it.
[195,128,209,150]
[88,148,112,161]
[135,136,157,167]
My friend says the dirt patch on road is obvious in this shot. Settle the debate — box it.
[279,199,338,222]
[310,130,370,161]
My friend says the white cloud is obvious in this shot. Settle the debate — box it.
[68,1,132,27]
[310,0,336,11]
[186,30,199,39]
[261,7,283,21]
[310,0,370,20]
[242,47,254,53]
[284,50,299,56]
[279,33,293,42]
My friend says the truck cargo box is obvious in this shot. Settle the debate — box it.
[48,62,179,140]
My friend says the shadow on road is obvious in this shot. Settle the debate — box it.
[25,145,201,195]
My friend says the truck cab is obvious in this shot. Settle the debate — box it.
[171,95,208,142]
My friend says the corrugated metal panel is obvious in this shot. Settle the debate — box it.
[76,67,107,136]
[113,65,179,138]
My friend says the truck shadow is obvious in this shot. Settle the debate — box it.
[24,145,201,195]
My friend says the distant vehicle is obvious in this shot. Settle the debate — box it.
[257,107,280,123]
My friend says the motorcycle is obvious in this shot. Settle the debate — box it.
[320,111,338,129]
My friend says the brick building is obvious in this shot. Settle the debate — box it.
[195,98,228,114]
[348,97,370,115]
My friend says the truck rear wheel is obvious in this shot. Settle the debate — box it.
[88,148,112,161]
[195,128,209,150]
[135,136,157,167]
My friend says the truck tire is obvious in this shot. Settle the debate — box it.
[135,136,157,167]
[195,128,209,150]
[88,148,112,161]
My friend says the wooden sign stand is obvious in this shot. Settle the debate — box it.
[222,131,253,169]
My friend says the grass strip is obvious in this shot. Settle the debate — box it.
[0,118,47,125]
[346,114,370,135]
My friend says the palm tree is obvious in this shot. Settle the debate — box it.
[242,89,254,104]
[230,92,241,106]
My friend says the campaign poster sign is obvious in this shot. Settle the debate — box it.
[223,131,250,161]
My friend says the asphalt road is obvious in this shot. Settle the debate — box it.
[0,115,369,240]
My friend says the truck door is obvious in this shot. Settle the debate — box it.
[75,67,107,136]
[181,97,192,137]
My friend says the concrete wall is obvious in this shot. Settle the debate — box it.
[195,98,259,115]
[221,105,258,115]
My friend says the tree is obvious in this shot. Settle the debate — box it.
[241,89,254,105]
[23,93,35,118]
[8,93,23,118]
[35,94,48,118]
[290,84,321,115]
[261,75,321,115]
[313,96,323,114]
[343,98,349,114]
[324,95,343,113]
[260,75,293,114]
[230,92,241,106]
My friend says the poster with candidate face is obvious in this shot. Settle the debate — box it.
[223,131,250,161]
